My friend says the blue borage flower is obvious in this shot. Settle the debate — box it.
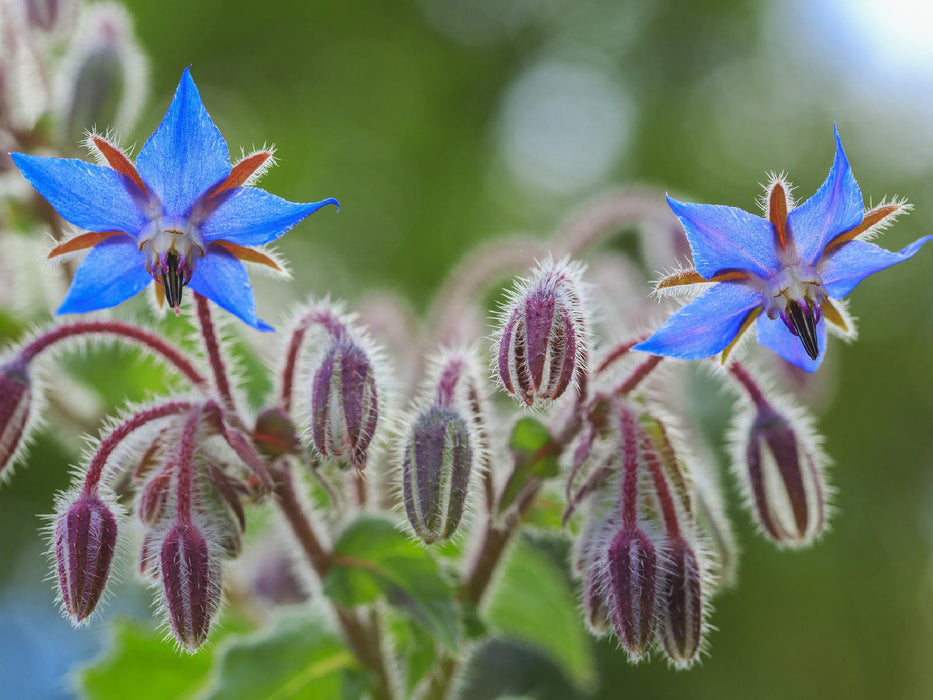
[12,68,338,331]
[634,126,932,372]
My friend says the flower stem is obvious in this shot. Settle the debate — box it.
[596,335,649,374]
[728,361,769,410]
[173,407,203,523]
[279,307,347,413]
[82,401,196,495]
[193,294,237,413]
[19,320,207,389]
[614,355,663,396]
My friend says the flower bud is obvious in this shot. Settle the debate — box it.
[740,405,827,547]
[607,527,658,661]
[311,338,379,469]
[497,258,588,405]
[659,536,704,668]
[0,359,32,479]
[138,530,159,580]
[159,521,220,652]
[402,407,473,544]
[137,468,171,526]
[58,4,146,143]
[24,0,74,33]
[253,406,300,458]
[53,492,118,623]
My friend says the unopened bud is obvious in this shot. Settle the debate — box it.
[741,405,827,547]
[497,258,588,405]
[138,530,159,580]
[137,468,171,526]
[607,527,657,661]
[159,521,220,652]
[659,536,704,668]
[53,492,118,623]
[402,407,473,544]
[58,3,146,143]
[253,406,300,458]
[0,359,32,479]
[24,0,74,33]
[311,338,379,469]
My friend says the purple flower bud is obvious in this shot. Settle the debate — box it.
[607,527,658,661]
[497,259,588,405]
[137,469,171,526]
[53,492,118,623]
[138,530,159,580]
[311,338,379,469]
[159,521,220,652]
[741,406,827,547]
[0,359,32,479]
[659,536,704,667]
[402,407,473,544]
[253,406,300,458]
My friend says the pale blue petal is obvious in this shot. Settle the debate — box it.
[634,282,762,359]
[188,246,273,331]
[820,236,933,299]
[57,237,149,314]
[666,196,780,279]
[12,153,146,234]
[201,187,339,246]
[755,313,827,373]
[787,125,864,265]
[135,67,230,216]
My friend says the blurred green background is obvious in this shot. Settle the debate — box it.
[4,0,933,697]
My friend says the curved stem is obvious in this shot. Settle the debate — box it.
[279,307,347,414]
[614,355,664,396]
[82,401,196,495]
[19,320,207,389]
[728,361,770,410]
[194,294,237,413]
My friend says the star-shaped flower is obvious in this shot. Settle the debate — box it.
[12,68,337,330]
[634,126,932,372]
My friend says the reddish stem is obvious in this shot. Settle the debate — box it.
[619,404,640,530]
[194,294,237,413]
[614,355,663,396]
[596,335,649,374]
[174,407,203,523]
[640,432,681,537]
[19,321,207,389]
[728,361,769,410]
[279,307,347,413]
[82,401,196,495]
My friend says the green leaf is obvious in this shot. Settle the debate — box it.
[77,617,249,700]
[498,417,560,514]
[198,610,366,700]
[484,537,596,692]
[323,515,460,649]
[386,610,437,696]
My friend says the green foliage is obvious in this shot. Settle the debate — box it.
[498,417,560,514]
[484,537,597,693]
[323,514,460,649]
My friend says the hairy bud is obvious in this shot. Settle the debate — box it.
[253,406,300,458]
[739,405,827,547]
[311,338,379,469]
[0,359,32,479]
[137,468,171,526]
[53,492,118,623]
[402,407,473,544]
[497,258,588,405]
[607,527,658,661]
[159,521,219,652]
[659,536,704,667]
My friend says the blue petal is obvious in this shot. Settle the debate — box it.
[201,188,339,246]
[787,125,864,265]
[12,153,146,234]
[634,282,762,359]
[820,236,933,299]
[187,247,273,331]
[134,67,230,216]
[666,196,780,279]
[755,313,827,373]
[57,237,150,314]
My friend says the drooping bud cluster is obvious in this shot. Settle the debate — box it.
[570,398,710,667]
[0,359,33,479]
[496,258,589,406]
[400,348,488,544]
[52,490,119,624]
[285,304,384,470]
[729,364,828,548]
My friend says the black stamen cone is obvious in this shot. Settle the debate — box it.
[788,301,819,360]
[160,251,185,310]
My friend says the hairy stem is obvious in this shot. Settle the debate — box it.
[615,355,663,396]
[194,294,237,413]
[19,320,207,389]
[728,361,769,410]
[279,307,347,413]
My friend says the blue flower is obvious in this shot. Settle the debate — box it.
[634,126,932,372]
[12,68,338,331]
